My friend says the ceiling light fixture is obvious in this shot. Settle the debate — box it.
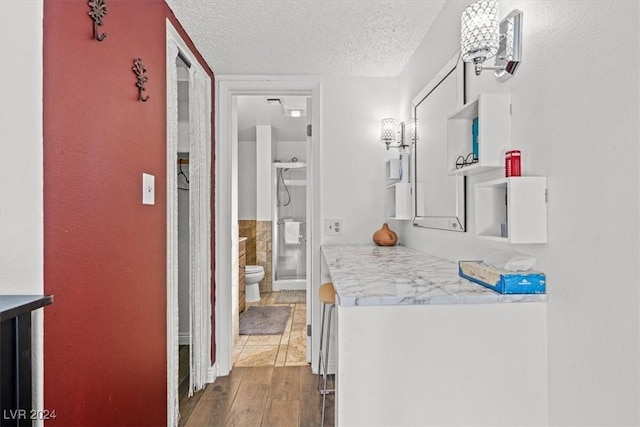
[282,96,307,117]
[461,1,523,81]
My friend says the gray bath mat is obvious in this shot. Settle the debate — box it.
[239,306,291,335]
[274,290,306,304]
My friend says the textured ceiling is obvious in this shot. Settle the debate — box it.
[166,0,447,76]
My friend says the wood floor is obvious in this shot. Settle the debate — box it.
[179,291,334,426]
[180,366,334,426]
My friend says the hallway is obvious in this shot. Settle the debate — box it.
[179,290,333,426]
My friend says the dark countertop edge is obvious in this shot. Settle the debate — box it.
[0,295,54,321]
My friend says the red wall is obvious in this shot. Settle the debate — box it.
[43,1,214,425]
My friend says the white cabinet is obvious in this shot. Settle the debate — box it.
[386,183,412,220]
[475,177,547,244]
[447,93,511,175]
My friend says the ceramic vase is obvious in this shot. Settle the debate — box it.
[373,223,398,246]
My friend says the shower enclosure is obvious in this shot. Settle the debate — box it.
[272,161,307,290]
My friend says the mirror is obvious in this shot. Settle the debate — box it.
[412,52,466,232]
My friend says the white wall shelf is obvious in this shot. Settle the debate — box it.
[475,177,547,244]
[386,183,412,220]
[385,158,401,181]
[385,156,409,183]
[447,93,511,175]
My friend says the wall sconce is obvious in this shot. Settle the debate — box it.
[410,118,419,144]
[380,119,408,151]
[461,1,523,81]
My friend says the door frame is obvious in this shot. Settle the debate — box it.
[166,20,213,426]
[215,77,322,374]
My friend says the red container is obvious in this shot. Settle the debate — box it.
[505,150,521,177]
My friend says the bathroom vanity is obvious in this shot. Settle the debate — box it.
[321,244,547,426]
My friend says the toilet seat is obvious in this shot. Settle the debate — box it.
[246,265,264,274]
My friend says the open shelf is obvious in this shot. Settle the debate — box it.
[386,183,412,220]
[447,93,511,176]
[475,177,547,244]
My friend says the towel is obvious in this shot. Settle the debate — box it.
[284,221,300,244]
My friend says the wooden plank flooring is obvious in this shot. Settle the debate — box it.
[181,366,334,427]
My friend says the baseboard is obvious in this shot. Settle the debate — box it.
[179,332,191,346]
[272,280,306,291]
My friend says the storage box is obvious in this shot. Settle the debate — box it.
[459,261,546,294]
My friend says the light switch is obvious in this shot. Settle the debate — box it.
[142,173,155,205]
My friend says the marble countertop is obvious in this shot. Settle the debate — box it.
[321,244,547,307]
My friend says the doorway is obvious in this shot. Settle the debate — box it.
[216,79,322,376]
[233,94,311,367]
[166,21,213,426]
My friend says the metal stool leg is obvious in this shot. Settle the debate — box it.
[317,302,327,392]
[321,303,335,427]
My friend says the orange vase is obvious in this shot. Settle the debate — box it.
[373,223,398,246]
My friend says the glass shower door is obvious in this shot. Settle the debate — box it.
[273,162,307,286]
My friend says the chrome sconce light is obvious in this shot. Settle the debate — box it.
[380,119,409,151]
[461,1,523,81]
[410,118,418,144]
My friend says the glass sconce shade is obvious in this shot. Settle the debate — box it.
[380,118,397,146]
[410,118,419,144]
[461,0,500,64]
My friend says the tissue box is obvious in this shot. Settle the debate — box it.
[459,261,546,294]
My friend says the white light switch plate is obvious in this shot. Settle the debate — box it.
[142,173,155,205]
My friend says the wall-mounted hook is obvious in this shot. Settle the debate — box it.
[88,0,108,42]
[132,58,150,102]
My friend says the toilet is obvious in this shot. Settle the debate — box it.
[245,265,264,302]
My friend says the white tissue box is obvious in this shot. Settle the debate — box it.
[459,261,546,294]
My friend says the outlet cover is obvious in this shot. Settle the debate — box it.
[325,219,343,236]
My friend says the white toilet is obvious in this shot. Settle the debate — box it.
[245,265,264,302]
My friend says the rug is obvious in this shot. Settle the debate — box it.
[274,290,306,304]
[239,306,291,335]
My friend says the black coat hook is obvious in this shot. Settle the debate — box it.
[88,0,107,42]
[132,58,150,102]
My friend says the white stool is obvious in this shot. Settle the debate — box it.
[317,282,336,427]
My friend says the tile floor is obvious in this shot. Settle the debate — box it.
[233,292,308,368]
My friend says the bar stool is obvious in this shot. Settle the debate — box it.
[317,282,336,427]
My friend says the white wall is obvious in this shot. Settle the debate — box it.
[256,125,273,221]
[238,140,257,219]
[398,1,640,425]
[320,76,401,245]
[275,140,306,163]
[177,166,190,342]
[0,0,45,420]
[177,81,189,152]
[0,0,44,294]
